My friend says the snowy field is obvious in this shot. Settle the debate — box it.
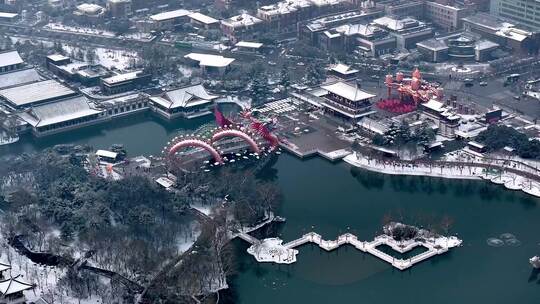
[7,36,138,71]
[44,23,116,38]
[62,44,139,71]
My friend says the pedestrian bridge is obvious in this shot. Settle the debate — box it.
[239,231,461,270]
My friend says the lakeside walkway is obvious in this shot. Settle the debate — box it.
[343,151,540,198]
[239,231,461,271]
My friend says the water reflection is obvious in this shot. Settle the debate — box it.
[527,268,540,284]
[348,166,539,212]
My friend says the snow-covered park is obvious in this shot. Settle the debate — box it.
[62,44,139,71]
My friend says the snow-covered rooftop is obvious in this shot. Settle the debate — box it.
[235,41,263,49]
[496,27,530,42]
[188,12,218,25]
[468,141,485,149]
[258,0,342,16]
[156,176,175,189]
[0,50,23,68]
[100,94,141,106]
[0,12,18,19]
[373,16,428,32]
[475,40,499,50]
[46,54,70,62]
[0,80,76,107]
[149,84,218,109]
[417,38,448,51]
[18,96,103,127]
[330,63,359,75]
[0,68,41,89]
[184,53,235,67]
[76,3,104,15]
[259,1,303,15]
[150,9,191,21]
[322,81,375,101]
[461,13,511,31]
[422,99,445,112]
[336,23,384,37]
[55,62,90,75]
[0,263,10,273]
[102,71,143,85]
[222,14,263,28]
[323,30,341,38]
[96,149,118,159]
[0,276,33,296]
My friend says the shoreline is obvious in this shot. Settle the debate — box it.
[343,154,540,198]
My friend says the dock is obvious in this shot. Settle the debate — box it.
[239,231,462,270]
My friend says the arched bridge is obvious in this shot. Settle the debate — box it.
[164,125,268,166]
[211,128,261,154]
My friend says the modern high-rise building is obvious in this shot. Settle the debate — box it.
[491,0,540,30]
[425,1,472,32]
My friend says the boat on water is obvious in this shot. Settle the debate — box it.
[530,256,540,268]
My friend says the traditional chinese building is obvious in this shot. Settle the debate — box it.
[320,81,375,122]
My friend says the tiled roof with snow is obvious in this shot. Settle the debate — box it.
[322,81,375,101]
[0,50,23,68]
[0,276,33,296]
[0,80,76,107]
[0,68,42,89]
[18,96,103,127]
[150,84,218,109]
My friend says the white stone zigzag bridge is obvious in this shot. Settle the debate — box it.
[237,231,462,271]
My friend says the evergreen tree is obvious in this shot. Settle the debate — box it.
[251,72,269,106]
[86,48,97,64]
[76,49,85,61]
[306,63,326,86]
[414,123,436,147]
[279,63,291,92]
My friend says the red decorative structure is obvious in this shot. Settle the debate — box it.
[250,121,280,149]
[211,128,261,153]
[218,107,280,150]
[384,68,443,104]
[376,99,416,114]
[165,108,281,167]
[214,106,233,128]
[168,137,224,164]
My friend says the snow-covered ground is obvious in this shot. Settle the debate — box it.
[94,48,139,71]
[0,131,18,146]
[44,23,116,38]
[216,96,251,110]
[247,238,298,264]
[176,221,201,254]
[191,203,213,216]
[345,153,483,180]
[178,65,193,77]
[8,36,54,47]
[61,44,139,71]
[434,62,491,74]
[0,235,117,304]
[120,32,155,41]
